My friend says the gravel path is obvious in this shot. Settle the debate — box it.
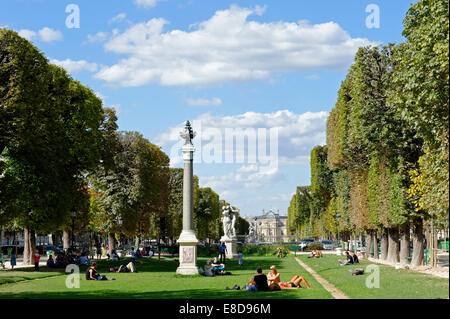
[294,257,350,299]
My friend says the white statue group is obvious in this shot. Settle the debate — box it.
[222,205,237,240]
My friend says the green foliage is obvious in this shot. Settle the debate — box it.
[194,187,220,240]
[287,186,311,235]
[391,0,449,219]
[0,29,104,233]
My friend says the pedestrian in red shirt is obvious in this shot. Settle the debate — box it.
[33,250,41,271]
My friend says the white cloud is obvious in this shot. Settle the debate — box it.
[18,29,37,41]
[50,58,98,73]
[86,32,108,43]
[109,13,127,24]
[134,0,164,8]
[38,27,63,42]
[18,27,62,42]
[95,5,374,87]
[186,97,222,106]
[156,109,328,167]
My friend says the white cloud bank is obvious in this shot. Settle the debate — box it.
[19,27,63,43]
[94,5,374,87]
[155,109,328,167]
[50,58,98,73]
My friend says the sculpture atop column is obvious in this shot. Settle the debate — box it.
[176,121,199,275]
[220,205,239,258]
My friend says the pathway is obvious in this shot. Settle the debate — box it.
[294,257,350,299]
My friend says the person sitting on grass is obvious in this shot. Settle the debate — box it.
[47,255,56,268]
[86,262,109,280]
[211,257,225,275]
[350,251,359,263]
[279,275,311,289]
[267,265,280,285]
[245,266,268,292]
[199,260,214,277]
[338,251,354,266]
[110,250,119,261]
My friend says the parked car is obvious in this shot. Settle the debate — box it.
[320,240,335,250]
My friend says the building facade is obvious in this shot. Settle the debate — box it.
[246,209,289,243]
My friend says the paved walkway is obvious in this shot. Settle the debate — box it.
[294,257,350,299]
[367,256,449,279]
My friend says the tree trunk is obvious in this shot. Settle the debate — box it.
[373,231,379,259]
[108,233,116,252]
[387,227,400,263]
[63,229,71,251]
[411,219,424,267]
[366,230,373,258]
[23,226,36,265]
[51,234,56,246]
[399,223,410,265]
[135,235,140,249]
[380,228,388,260]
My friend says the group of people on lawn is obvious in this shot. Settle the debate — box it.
[243,265,311,292]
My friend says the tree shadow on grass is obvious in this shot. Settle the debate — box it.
[0,287,304,299]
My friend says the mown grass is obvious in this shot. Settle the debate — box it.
[298,254,449,299]
[0,256,333,299]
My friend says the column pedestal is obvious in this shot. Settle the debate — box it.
[176,230,199,275]
[221,236,239,259]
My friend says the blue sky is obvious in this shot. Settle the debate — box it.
[1,0,416,217]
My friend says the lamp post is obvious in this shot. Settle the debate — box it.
[70,210,76,250]
[336,214,341,248]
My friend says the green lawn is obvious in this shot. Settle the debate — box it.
[298,254,449,299]
[0,266,66,285]
[0,256,332,299]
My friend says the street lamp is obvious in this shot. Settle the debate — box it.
[336,214,341,248]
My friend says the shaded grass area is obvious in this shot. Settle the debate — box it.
[0,256,333,299]
[298,255,449,299]
[0,266,68,285]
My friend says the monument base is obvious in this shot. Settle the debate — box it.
[176,230,199,275]
[220,236,239,259]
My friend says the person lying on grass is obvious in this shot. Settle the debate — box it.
[109,261,137,273]
[279,275,311,289]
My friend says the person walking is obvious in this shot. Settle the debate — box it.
[33,250,41,271]
[10,251,16,270]
[219,242,227,264]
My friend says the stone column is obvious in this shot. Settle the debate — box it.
[176,121,199,275]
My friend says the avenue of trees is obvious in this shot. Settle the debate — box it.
[288,0,449,267]
[0,29,246,264]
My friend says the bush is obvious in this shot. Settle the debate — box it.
[242,244,291,257]
[307,242,324,250]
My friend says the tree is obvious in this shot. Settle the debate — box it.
[0,29,104,263]
[392,0,449,223]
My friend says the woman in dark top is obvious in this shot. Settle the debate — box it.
[86,262,101,280]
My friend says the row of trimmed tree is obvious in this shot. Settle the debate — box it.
[288,0,449,267]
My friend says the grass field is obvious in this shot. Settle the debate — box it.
[0,255,447,299]
[297,254,449,299]
[0,256,332,299]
